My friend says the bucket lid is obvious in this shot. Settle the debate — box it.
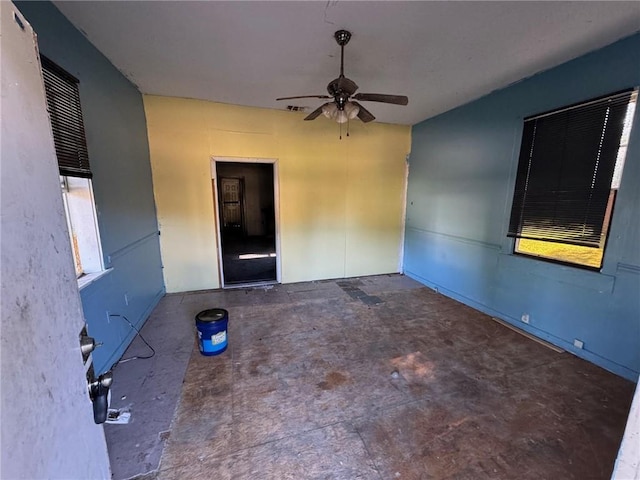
[196,308,228,322]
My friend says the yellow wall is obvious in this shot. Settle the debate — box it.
[144,95,411,292]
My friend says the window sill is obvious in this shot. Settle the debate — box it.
[78,268,113,290]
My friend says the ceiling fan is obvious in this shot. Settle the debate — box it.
[277,30,408,124]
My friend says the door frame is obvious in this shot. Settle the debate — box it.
[211,156,281,288]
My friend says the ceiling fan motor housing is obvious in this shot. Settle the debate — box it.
[327,77,358,109]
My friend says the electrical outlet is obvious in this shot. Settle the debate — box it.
[574,339,584,349]
[521,314,530,324]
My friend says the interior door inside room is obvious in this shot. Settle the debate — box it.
[216,162,277,286]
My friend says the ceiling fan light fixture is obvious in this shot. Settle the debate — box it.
[321,101,359,123]
[344,101,359,120]
[322,102,338,120]
[335,102,359,124]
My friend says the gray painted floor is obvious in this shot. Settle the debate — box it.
[106,274,635,479]
[104,295,196,480]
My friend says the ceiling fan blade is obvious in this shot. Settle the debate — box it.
[352,93,408,105]
[276,95,332,101]
[304,103,328,121]
[352,102,375,123]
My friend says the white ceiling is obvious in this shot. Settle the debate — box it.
[54,1,640,126]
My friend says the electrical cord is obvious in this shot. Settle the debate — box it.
[108,314,156,366]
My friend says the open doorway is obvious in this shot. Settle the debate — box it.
[213,159,278,287]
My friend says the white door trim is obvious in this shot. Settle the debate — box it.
[210,156,281,288]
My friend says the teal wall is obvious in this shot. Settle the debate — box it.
[16,1,165,373]
[406,33,640,381]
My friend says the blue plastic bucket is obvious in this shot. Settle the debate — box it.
[195,308,228,356]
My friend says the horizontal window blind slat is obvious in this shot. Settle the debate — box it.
[41,55,92,179]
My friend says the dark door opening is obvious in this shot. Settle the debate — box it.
[215,162,277,286]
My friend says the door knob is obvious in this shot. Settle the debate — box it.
[89,371,113,424]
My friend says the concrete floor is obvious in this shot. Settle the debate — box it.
[117,274,635,479]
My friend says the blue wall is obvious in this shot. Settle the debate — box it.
[406,33,640,381]
[16,1,165,373]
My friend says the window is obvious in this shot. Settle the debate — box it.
[508,89,637,269]
[41,56,104,280]
[60,176,104,277]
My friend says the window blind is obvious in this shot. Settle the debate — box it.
[507,90,633,247]
[41,56,92,179]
